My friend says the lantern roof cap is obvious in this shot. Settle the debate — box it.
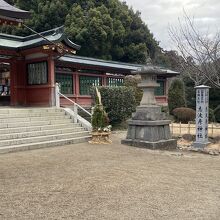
[195,85,211,89]
[134,65,166,75]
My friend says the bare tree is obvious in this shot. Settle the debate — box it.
[169,13,220,89]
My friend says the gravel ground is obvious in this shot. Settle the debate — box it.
[0,131,220,220]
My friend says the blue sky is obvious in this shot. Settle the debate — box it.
[125,0,220,50]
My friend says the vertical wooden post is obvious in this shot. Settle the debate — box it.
[171,122,173,135]
[75,72,80,103]
[102,73,107,86]
[212,122,214,138]
[16,59,26,105]
[164,78,168,100]
[48,56,55,106]
[10,59,17,106]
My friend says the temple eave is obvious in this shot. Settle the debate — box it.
[0,0,31,22]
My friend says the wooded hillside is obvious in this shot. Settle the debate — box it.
[3,0,161,64]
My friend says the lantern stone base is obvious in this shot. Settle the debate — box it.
[132,105,166,121]
[121,138,177,150]
[121,119,177,150]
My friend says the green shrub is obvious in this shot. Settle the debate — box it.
[168,79,186,114]
[161,105,170,118]
[91,86,136,124]
[173,107,196,123]
[124,75,143,106]
[161,106,169,114]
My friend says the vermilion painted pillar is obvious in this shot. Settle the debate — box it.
[102,73,107,86]
[164,78,168,103]
[10,59,16,106]
[11,58,26,106]
[47,56,55,106]
[48,57,55,85]
[75,72,79,103]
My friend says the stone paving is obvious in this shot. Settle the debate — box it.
[0,131,219,220]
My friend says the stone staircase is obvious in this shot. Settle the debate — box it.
[0,108,91,154]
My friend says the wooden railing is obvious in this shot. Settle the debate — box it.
[170,122,220,138]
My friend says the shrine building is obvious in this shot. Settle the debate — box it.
[0,1,178,108]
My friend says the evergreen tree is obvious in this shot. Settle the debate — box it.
[3,0,160,64]
[168,79,186,114]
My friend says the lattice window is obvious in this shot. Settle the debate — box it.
[155,80,165,96]
[107,77,124,87]
[79,76,102,95]
[27,61,48,85]
[56,73,73,94]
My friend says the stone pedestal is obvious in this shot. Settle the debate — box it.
[122,121,176,149]
[121,65,177,150]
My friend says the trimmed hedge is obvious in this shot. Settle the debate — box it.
[91,86,136,124]
[173,107,196,123]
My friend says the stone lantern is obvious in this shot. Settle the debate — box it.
[121,64,177,149]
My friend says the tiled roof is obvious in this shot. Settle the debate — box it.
[0,0,31,20]
[59,55,142,71]
[59,55,179,75]
[0,26,80,50]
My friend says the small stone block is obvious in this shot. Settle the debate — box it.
[121,138,177,150]
[193,141,211,149]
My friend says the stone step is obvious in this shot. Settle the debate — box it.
[0,135,91,154]
[1,118,74,128]
[0,107,90,153]
[0,131,90,147]
[0,127,86,140]
[0,123,81,135]
[0,112,66,119]
[0,108,63,114]
[0,115,71,123]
